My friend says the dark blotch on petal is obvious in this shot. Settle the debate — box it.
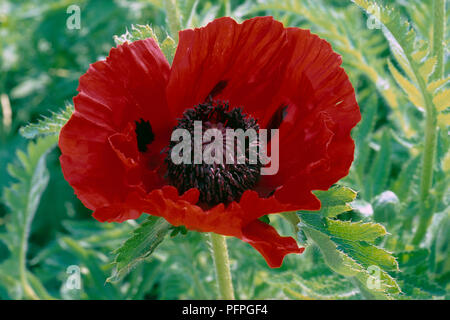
[135,119,155,152]
[266,104,288,131]
[207,80,228,100]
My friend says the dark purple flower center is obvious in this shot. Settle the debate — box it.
[165,101,262,207]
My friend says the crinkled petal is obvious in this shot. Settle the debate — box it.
[135,187,302,267]
[241,220,304,268]
[60,17,360,269]
[59,39,172,222]
[169,18,360,211]
[257,28,361,208]
[167,16,290,120]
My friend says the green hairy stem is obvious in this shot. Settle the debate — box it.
[209,233,235,300]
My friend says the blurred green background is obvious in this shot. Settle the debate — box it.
[0,0,448,300]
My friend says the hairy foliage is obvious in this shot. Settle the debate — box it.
[0,136,57,299]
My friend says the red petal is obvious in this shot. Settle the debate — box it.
[241,220,304,268]
[167,16,290,120]
[257,28,361,207]
[60,17,361,268]
[135,187,302,267]
[168,18,360,210]
[59,39,172,222]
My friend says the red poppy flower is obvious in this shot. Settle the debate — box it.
[59,16,361,268]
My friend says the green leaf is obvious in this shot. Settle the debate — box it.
[299,213,387,243]
[160,36,177,65]
[427,76,449,93]
[411,48,428,62]
[297,186,400,299]
[19,104,74,139]
[269,270,360,300]
[0,136,57,299]
[433,89,450,112]
[392,155,421,201]
[352,0,417,77]
[352,0,436,118]
[164,0,182,42]
[419,56,437,83]
[114,25,177,65]
[312,185,357,218]
[299,213,397,271]
[108,216,172,282]
[368,130,392,198]
[181,0,199,28]
[355,98,377,145]
[333,238,398,271]
[296,184,399,298]
[113,24,159,45]
[301,224,400,298]
[388,60,424,109]
[353,99,378,184]
[301,226,359,277]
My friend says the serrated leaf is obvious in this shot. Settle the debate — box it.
[312,185,357,218]
[302,224,400,298]
[19,104,74,139]
[302,226,360,277]
[427,76,449,93]
[160,36,177,65]
[299,213,387,243]
[352,0,435,122]
[353,267,401,298]
[295,184,394,287]
[418,57,437,82]
[333,238,398,271]
[269,271,360,300]
[164,0,182,41]
[388,60,424,109]
[443,151,450,173]
[297,188,400,299]
[298,211,398,271]
[438,112,450,126]
[108,216,171,282]
[433,89,450,112]
[0,136,57,299]
[299,212,398,270]
[352,0,417,75]
[411,49,428,62]
[113,25,176,65]
[114,24,158,45]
